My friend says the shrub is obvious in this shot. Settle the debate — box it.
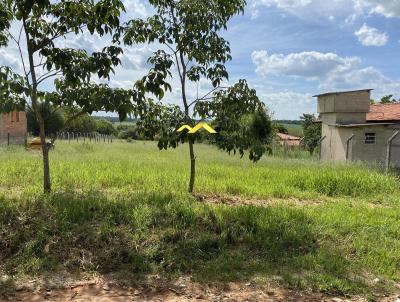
[118,126,139,140]
[27,103,65,136]
[64,114,97,133]
[95,119,117,135]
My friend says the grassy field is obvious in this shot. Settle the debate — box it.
[1,141,400,298]
[281,123,303,137]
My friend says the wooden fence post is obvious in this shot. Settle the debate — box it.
[318,136,326,162]
[386,131,400,173]
[345,134,355,161]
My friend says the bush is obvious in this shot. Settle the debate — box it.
[64,114,97,133]
[95,119,117,136]
[118,126,140,140]
[27,103,65,136]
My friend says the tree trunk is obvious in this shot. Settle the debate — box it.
[24,20,52,193]
[40,123,51,193]
[188,138,196,193]
[177,50,196,193]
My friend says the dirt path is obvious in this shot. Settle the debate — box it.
[197,194,324,207]
[2,279,395,302]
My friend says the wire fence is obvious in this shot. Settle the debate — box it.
[56,132,115,143]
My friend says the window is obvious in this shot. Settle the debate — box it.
[365,133,376,144]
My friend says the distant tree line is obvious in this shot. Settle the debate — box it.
[370,94,399,104]
[27,104,117,137]
[274,120,302,125]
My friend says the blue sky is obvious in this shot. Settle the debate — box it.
[2,0,400,120]
[222,0,400,119]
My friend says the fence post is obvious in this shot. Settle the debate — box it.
[318,136,326,162]
[345,134,355,161]
[7,133,10,146]
[386,131,399,173]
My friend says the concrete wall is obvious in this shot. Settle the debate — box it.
[0,111,27,144]
[320,125,353,161]
[320,124,400,168]
[317,90,371,115]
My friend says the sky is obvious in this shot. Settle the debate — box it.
[2,0,400,120]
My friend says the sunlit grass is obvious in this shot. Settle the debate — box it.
[1,141,400,298]
[0,141,397,201]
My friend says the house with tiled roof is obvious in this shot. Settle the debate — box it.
[0,111,27,145]
[277,133,301,147]
[314,90,400,168]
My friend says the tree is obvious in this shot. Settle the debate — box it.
[379,95,397,104]
[123,0,270,193]
[64,113,97,134]
[0,0,138,193]
[27,103,65,136]
[95,119,117,135]
[301,113,321,156]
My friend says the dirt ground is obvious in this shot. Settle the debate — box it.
[2,278,398,302]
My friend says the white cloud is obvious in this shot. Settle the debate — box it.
[56,31,103,53]
[250,0,400,21]
[119,46,153,70]
[354,23,388,46]
[123,0,149,18]
[252,50,400,97]
[356,0,400,18]
[259,91,315,119]
[252,0,311,9]
[250,0,353,21]
[251,50,361,80]
[0,47,23,72]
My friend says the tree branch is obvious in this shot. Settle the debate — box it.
[7,29,30,85]
[188,86,228,108]
[37,70,62,85]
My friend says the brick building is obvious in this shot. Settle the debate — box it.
[0,111,28,144]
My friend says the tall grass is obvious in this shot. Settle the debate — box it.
[0,141,397,201]
[1,141,400,297]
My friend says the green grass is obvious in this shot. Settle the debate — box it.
[282,123,303,137]
[1,141,400,298]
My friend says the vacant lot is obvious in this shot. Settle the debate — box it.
[1,141,400,300]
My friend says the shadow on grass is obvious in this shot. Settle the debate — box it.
[0,191,370,296]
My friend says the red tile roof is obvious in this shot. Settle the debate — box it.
[367,103,400,122]
[277,133,301,141]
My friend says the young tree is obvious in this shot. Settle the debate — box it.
[301,113,321,156]
[0,0,137,193]
[123,0,271,193]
